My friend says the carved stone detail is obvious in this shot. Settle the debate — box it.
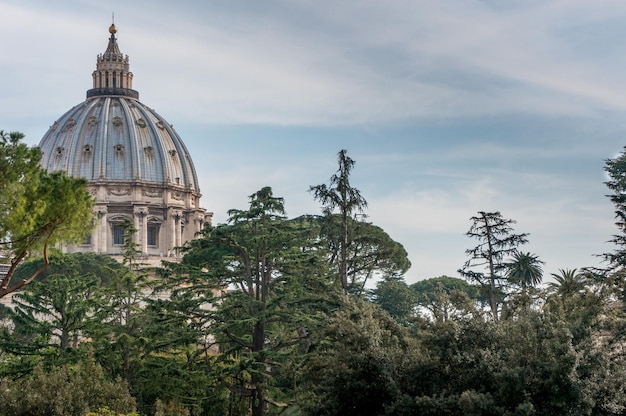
[108,187,131,196]
[142,189,163,198]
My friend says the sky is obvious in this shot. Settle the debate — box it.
[2,0,626,284]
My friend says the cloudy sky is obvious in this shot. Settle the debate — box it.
[2,0,626,284]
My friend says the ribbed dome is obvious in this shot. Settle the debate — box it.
[39,97,200,191]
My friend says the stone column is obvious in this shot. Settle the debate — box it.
[134,206,148,256]
[175,211,182,249]
[168,209,181,256]
[96,206,108,254]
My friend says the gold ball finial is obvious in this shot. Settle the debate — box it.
[109,23,117,34]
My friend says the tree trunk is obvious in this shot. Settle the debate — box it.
[483,212,499,322]
[341,210,348,294]
[60,329,69,350]
[251,319,266,416]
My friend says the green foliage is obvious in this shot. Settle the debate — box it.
[410,276,481,322]
[458,211,529,321]
[154,399,190,416]
[86,408,139,416]
[402,298,626,415]
[505,250,544,289]
[1,159,623,416]
[0,131,42,244]
[502,251,544,315]
[310,149,368,294]
[0,130,94,297]
[604,147,626,270]
[90,220,153,395]
[0,253,128,374]
[0,356,136,416]
[300,281,626,415]
[299,299,417,416]
[370,275,417,325]
[131,353,230,416]
[11,251,125,286]
[166,187,336,416]
[316,214,411,296]
[547,268,589,297]
[411,275,481,300]
[10,270,101,351]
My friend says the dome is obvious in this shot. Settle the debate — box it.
[39,97,200,191]
[38,25,210,263]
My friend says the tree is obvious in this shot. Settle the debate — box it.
[505,251,543,290]
[93,219,151,391]
[316,215,411,295]
[168,187,334,416]
[310,149,368,294]
[0,130,94,298]
[0,253,129,380]
[9,270,101,353]
[604,147,626,271]
[0,356,137,416]
[370,276,417,325]
[299,299,416,416]
[503,251,544,313]
[458,211,528,321]
[410,276,481,322]
[547,268,588,298]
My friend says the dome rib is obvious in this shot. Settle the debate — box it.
[118,98,140,181]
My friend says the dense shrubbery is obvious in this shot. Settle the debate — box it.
[0,357,136,416]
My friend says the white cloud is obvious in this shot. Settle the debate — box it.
[7,0,626,129]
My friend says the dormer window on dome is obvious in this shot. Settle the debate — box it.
[64,119,76,132]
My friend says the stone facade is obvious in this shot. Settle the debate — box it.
[38,24,211,265]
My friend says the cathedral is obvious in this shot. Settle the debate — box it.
[38,24,211,265]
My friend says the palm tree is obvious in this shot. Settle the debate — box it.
[547,268,587,297]
[506,251,544,290]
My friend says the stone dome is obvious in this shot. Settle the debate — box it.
[38,25,210,263]
[39,97,200,191]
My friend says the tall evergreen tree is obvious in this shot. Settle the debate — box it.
[310,149,368,294]
[458,211,528,321]
[89,219,151,393]
[168,187,334,416]
[604,147,626,272]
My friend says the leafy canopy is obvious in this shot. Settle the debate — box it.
[0,130,94,297]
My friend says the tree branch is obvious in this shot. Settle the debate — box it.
[0,242,50,298]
